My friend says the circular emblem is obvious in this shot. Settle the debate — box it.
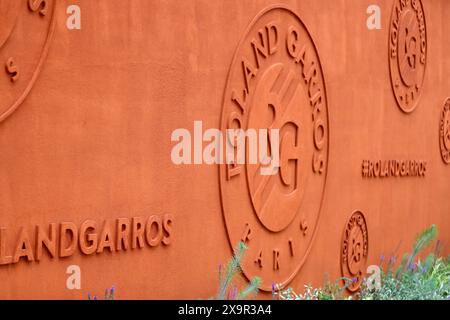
[389,0,427,113]
[0,0,56,122]
[341,211,369,292]
[219,5,329,291]
[440,98,450,164]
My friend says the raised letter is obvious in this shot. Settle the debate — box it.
[60,222,78,258]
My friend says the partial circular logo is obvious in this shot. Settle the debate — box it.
[0,0,56,122]
[341,211,369,292]
[440,98,450,164]
[219,5,329,291]
[389,0,427,113]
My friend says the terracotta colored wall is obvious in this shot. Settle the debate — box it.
[0,0,448,299]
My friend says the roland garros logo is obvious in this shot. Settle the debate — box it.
[389,0,427,113]
[219,5,329,291]
[440,98,450,164]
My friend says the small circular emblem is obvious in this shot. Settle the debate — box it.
[0,0,56,122]
[219,5,329,291]
[341,211,369,292]
[389,0,427,113]
[440,98,450,164]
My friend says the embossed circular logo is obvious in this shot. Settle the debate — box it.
[389,0,426,113]
[440,98,450,164]
[341,211,369,292]
[219,5,329,291]
[0,0,56,122]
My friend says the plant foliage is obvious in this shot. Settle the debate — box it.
[214,242,261,300]
[359,225,450,300]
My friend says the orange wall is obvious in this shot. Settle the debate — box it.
[0,0,448,299]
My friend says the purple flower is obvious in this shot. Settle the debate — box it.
[388,256,394,264]
[271,283,277,299]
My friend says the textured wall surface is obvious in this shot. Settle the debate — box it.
[0,0,448,299]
